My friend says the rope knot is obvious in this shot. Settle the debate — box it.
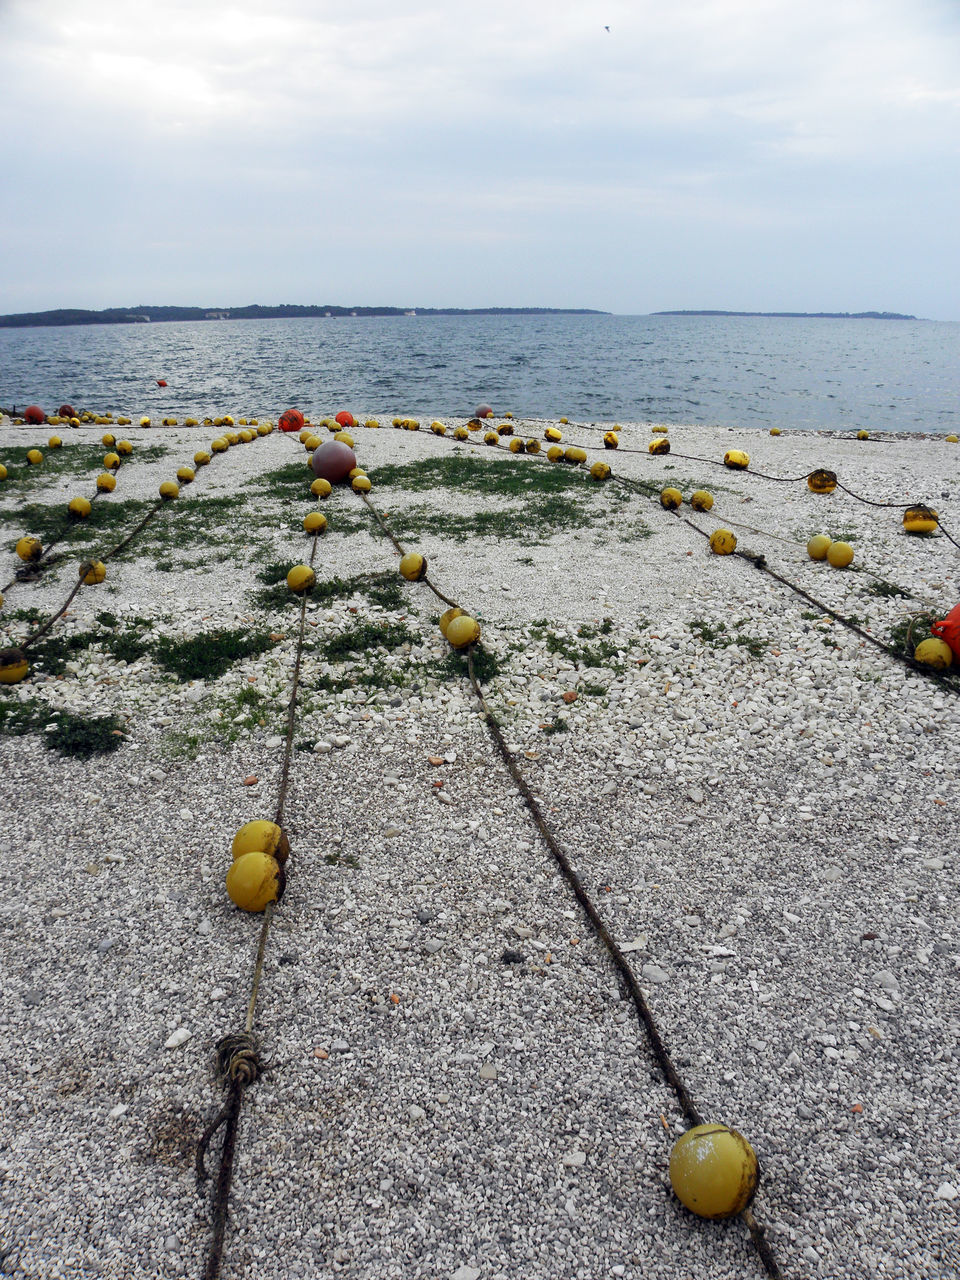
[215,1032,261,1087]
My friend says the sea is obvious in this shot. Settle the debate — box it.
[1,313,957,434]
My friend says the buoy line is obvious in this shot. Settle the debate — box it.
[346,475,784,1279]
[673,512,960,695]
[195,523,321,1280]
[1,427,274,679]
[0,445,131,597]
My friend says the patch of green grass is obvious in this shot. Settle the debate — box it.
[689,617,766,659]
[26,631,98,677]
[0,697,125,756]
[152,628,276,681]
[528,620,622,668]
[371,454,586,497]
[542,716,569,735]
[437,642,502,685]
[323,850,360,868]
[5,606,45,625]
[250,461,314,498]
[318,620,417,662]
[863,577,914,599]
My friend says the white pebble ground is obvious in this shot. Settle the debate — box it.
[0,414,958,1279]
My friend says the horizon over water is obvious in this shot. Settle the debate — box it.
[1,313,957,433]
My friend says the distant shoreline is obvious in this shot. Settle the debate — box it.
[652,309,918,320]
[0,305,607,330]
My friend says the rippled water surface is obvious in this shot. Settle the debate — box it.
[1,314,957,432]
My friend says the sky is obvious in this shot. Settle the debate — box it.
[1,0,958,318]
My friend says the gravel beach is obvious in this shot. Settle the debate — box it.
[0,414,957,1280]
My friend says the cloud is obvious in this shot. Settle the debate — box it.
[1,0,958,314]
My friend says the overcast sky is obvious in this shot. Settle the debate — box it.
[1,0,958,317]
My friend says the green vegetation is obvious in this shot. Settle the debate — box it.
[252,565,405,611]
[316,619,417,662]
[0,697,125,756]
[528,618,622,668]
[689,617,766,659]
[863,576,914,599]
[152,627,277,681]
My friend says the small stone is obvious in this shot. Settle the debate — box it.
[164,1236,179,1254]
[641,963,669,984]
[935,1182,958,1200]
[383,826,401,839]
[242,775,258,786]
[562,1150,586,1168]
[428,755,445,766]
[922,857,945,870]
[416,908,434,924]
[686,785,704,803]
[330,1039,350,1054]
[97,937,114,954]
[408,1104,426,1121]
[109,1104,128,1119]
[197,919,212,936]
[501,949,526,964]
[562,691,578,704]
[23,989,44,1007]
[313,1047,329,1060]
[210,988,228,1001]
[479,1063,498,1081]
[314,740,333,754]
[266,734,284,749]
[873,970,899,991]
[424,939,444,954]
[514,926,534,940]
[178,807,193,820]
[164,1028,192,1050]
[822,865,843,882]
[600,780,617,795]
[451,1267,482,1280]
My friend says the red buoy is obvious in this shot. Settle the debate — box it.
[156,380,168,388]
[475,403,494,418]
[58,404,76,418]
[24,405,45,424]
[335,410,356,428]
[279,408,305,433]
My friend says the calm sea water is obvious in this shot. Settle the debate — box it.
[1,314,957,433]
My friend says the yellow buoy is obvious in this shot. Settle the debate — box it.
[660,487,683,510]
[559,416,569,424]
[96,473,117,492]
[399,552,427,581]
[0,465,6,481]
[211,438,228,453]
[303,511,327,534]
[497,423,514,436]
[68,496,92,519]
[603,431,619,449]
[446,615,481,648]
[652,424,669,435]
[902,505,939,535]
[232,820,290,865]
[945,434,958,444]
[807,534,832,560]
[723,449,750,470]
[590,461,611,481]
[857,430,869,440]
[116,439,133,455]
[365,419,381,429]
[287,564,316,594]
[669,1124,758,1219]
[239,429,255,443]
[526,438,541,454]
[176,466,195,484]
[484,431,499,446]
[80,560,107,585]
[807,469,838,494]
[48,436,62,449]
[140,417,151,428]
[16,536,43,562]
[649,438,670,455]
[564,446,587,465]
[431,422,446,436]
[26,449,43,465]
[914,637,953,669]
[225,432,240,446]
[546,445,564,462]
[311,477,333,498]
[709,528,737,555]
[453,426,469,441]
[544,427,562,442]
[103,452,121,470]
[690,490,714,512]
[769,427,781,436]
[159,481,179,501]
[226,851,282,912]
[222,416,235,427]
[352,475,372,493]
[439,607,464,637]
[826,540,854,568]
[0,648,29,684]
[194,451,211,467]
[334,432,355,447]
[509,438,525,453]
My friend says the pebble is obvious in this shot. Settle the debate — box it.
[479,1063,498,1081]
[562,1150,587,1168]
[23,989,43,1006]
[641,964,669,984]
[935,1182,958,1200]
[314,740,332,753]
[164,1028,192,1050]
[330,1039,350,1054]
[424,939,444,954]
[109,1104,128,1119]
[451,1267,481,1280]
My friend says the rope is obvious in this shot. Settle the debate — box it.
[197,521,318,1280]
